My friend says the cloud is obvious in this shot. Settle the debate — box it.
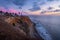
[39,2,46,5]
[58,5,60,8]
[54,9,60,12]
[0,0,14,10]
[34,0,47,6]
[29,2,41,11]
[38,0,59,6]
[47,0,60,2]
[47,7,53,10]
[29,7,40,11]
[0,6,7,12]
[0,0,27,9]
[40,11,46,14]
[0,0,28,12]
[0,0,60,13]
[13,0,27,9]
[47,0,54,1]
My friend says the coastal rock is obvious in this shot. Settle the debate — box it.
[0,14,44,40]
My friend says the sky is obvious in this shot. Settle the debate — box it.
[0,0,60,15]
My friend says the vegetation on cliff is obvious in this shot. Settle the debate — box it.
[0,11,44,40]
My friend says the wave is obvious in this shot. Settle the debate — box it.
[29,15,52,40]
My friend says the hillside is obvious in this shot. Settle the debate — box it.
[0,12,44,40]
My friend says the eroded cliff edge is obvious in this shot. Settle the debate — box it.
[0,13,44,40]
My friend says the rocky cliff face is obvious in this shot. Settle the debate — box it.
[0,14,44,40]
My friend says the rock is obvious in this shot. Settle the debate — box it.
[0,19,26,40]
[0,15,44,40]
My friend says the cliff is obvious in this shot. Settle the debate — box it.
[0,13,44,40]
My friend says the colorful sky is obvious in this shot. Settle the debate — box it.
[0,0,60,15]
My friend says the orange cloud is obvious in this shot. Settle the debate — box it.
[41,11,60,16]
[27,10,41,15]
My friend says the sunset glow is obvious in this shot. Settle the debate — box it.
[0,0,60,15]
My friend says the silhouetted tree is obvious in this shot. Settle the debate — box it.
[11,13,15,16]
[15,13,18,16]
[8,13,13,16]
[0,11,3,13]
[4,12,9,16]
[0,11,5,15]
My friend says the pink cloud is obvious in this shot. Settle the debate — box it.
[0,7,27,15]
[0,7,7,12]
[8,8,19,14]
[0,7,20,14]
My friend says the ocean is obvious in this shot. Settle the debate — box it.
[29,15,52,40]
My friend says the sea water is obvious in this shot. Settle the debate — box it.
[29,15,52,40]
